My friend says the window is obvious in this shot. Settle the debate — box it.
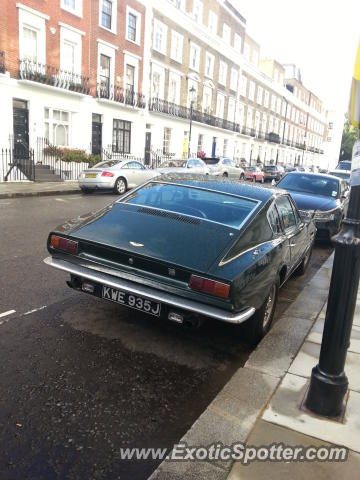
[205,52,214,78]
[244,43,250,61]
[168,72,180,104]
[276,97,281,114]
[152,65,165,99]
[163,127,172,154]
[262,115,267,133]
[216,93,225,118]
[170,31,183,63]
[271,94,276,111]
[248,81,255,101]
[126,7,141,44]
[264,90,269,108]
[276,196,297,230]
[246,107,253,128]
[230,68,238,91]
[234,33,242,52]
[127,13,136,41]
[169,0,184,8]
[227,97,236,122]
[62,41,75,72]
[101,0,112,29]
[60,25,82,75]
[223,139,229,156]
[202,85,212,113]
[222,24,231,44]
[208,11,217,34]
[268,204,282,234]
[240,75,247,97]
[257,86,263,105]
[218,61,227,86]
[126,64,135,92]
[44,108,71,147]
[100,54,111,91]
[192,0,203,24]
[189,42,200,71]
[153,20,167,54]
[113,119,131,153]
[23,27,37,62]
[197,134,203,152]
[61,0,82,17]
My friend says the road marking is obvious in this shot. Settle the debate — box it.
[0,310,16,319]
[24,305,47,316]
[55,198,67,202]
[0,202,11,205]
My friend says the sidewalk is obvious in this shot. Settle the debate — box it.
[150,253,360,479]
[0,181,81,199]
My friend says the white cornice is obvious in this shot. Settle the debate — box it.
[96,38,119,51]
[123,50,142,61]
[16,3,49,20]
[58,22,85,36]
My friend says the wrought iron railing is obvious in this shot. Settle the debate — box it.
[19,59,90,95]
[0,144,35,181]
[0,51,5,74]
[97,84,146,108]
[149,98,241,134]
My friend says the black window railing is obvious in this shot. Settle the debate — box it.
[0,51,5,74]
[19,59,90,94]
[149,98,241,134]
[97,83,146,109]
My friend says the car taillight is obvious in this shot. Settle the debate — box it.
[50,235,78,254]
[189,274,230,299]
[101,171,114,177]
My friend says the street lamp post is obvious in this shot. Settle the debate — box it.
[188,86,196,158]
[276,97,288,165]
[305,134,360,417]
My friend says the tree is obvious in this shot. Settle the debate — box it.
[339,117,358,161]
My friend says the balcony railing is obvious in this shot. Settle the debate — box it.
[97,84,146,108]
[0,51,5,74]
[149,98,240,134]
[19,59,90,94]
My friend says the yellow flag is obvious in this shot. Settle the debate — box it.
[350,40,360,128]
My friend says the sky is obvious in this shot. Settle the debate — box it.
[232,0,360,117]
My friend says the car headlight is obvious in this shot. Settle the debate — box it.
[314,208,339,221]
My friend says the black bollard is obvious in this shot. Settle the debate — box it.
[305,182,360,416]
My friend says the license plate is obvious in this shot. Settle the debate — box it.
[101,286,161,316]
[86,173,97,178]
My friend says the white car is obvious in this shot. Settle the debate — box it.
[157,158,210,175]
[202,157,245,179]
[328,169,351,184]
[79,159,159,194]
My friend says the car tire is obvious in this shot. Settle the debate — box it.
[295,244,313,276]
[261,177,264,184]
[223,172,228,177]
[252,176,256,183]
[114,177,127,195]
[244,279,279,345]
[81,187,94,194]
[240,173,245,181]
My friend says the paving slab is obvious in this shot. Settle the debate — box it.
[288,341,360,392]
[245,316,313,378]
[308,318,360,353]
[263,373,360,453]
[228,419,360,480]
[149,458,226,480]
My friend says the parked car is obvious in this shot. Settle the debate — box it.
[244,166,265,183]
[202,157,245,179]
[78,159,159,194]
[276,172,350,239]
[336,160,352,172]
[45,174,316,344]
[328,169,351,184]
[285,165,297,173]
[157,158,210,175]
[263,165,284,181]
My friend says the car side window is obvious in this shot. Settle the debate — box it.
[122,162,130,169]
[223,158,231,165]
[187,160,197,168]
[131,162,144,169]
[268,204,283,235]
[276,196,297,230]
[195,160,204,167]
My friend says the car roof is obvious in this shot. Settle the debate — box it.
[153,173,286,204]
[282,171,342,182]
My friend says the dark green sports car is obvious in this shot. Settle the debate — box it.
[44,174,316,343]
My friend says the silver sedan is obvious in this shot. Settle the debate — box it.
[79,159,159,194]
[157,158,210,175]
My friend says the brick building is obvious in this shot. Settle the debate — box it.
[0,0,330,177]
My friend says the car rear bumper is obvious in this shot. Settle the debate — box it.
[79,177,115,189]
[44,256,255,324]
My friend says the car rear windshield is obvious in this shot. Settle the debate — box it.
[329,171,350,180]
[336,161,351,171]
[123,183,259,229]
[264,166,277,171]
[247,167,256,171]
[160,160,186,168]
[93,160,121,168]
[203,158,220,165]
[278,174,339,198]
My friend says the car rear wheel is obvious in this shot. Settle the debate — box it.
[261,177,264,184]
[114,177,127,195]
[244,279,279,345]
[240,173,245,181]
[223,172,228,177]
[252,176,256,183]
[295,244,313,276]
[81,187,94,194]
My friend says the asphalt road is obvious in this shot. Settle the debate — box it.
[0,192,332,480]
